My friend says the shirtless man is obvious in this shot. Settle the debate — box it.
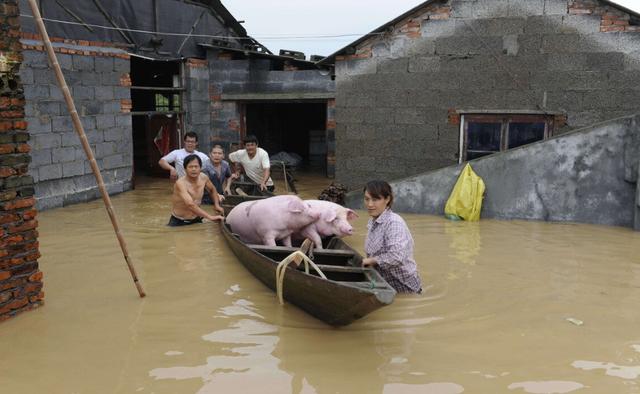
[168,154,224,226]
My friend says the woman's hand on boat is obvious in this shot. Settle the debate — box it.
[207,214,224,222]
[362,257,377,267]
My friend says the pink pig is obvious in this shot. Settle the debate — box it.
[226,195,320,247]
[296,200,358,249]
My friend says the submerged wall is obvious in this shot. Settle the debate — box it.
[1,0,44,322]
[346,114,640,229]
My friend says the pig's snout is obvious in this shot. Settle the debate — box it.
[340,224,354,236]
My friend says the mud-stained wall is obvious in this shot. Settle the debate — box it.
[346,114,640,229]
[334,0,640,189]
[0,0,44,322]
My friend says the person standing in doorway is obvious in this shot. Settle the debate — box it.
[361,180,422,294]
[228,135,274,192]
[159,132,210,180]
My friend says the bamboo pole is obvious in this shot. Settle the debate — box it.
[27,0,146,297]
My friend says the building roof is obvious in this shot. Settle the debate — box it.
[191,0,247,38]
[19,0,259,59]
[318,0,640,65]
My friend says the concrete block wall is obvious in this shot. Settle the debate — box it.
[0,0,44,322]
[208,53,248,148]
[207,50,335,149]
[184,58,213,152]
[334,0,640,189]
[345,114,640,229]
[19,39,133,210]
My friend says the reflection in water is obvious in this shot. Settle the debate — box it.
[572,360,640,380]
[0,175,640,393]
[507,381,585,393]
[383,382,464,394]
[150,298,294,393]
[445,220,481,266]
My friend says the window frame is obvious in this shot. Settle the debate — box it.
[459,113,555,163]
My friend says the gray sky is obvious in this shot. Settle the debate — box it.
[222,0,640,58]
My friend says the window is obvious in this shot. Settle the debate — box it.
[461,114,554,161]
[154,93,180,112]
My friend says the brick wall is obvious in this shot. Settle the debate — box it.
[334,0,640,188]
[0,0,44,322]
[19,35,133,210]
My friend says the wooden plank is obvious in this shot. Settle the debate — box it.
[130,86,186,92]
[313,264,366,273]
[248,244,355,257]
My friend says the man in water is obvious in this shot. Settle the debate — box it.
[228,135,274,192]
[202,144,232,205]
[159,132,210,180]
[168,154,224,226]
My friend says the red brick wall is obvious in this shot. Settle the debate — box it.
[569,0,640,32]
[0,0,44,322]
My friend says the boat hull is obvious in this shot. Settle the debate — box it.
[220,222,396,326]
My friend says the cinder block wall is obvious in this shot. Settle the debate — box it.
[19,34,133,210]
[0,0,44,322]
[335,0,640,189]
[184,58,212,153]
[206,50,335,150]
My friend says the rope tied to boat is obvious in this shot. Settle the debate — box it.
[275,250,326,305]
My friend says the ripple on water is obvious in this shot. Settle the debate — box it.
[507,381,586,393]
[383,382,464,394]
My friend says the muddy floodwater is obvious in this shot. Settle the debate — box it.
[1,174,640,394]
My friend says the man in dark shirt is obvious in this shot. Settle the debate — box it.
[202,144,232,205]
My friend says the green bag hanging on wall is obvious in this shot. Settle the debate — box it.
[444,163,485,221]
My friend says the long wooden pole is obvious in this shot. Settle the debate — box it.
[27,0,146,297]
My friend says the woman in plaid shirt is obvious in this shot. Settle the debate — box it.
[362,180,422,294]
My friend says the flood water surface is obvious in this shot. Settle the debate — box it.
[1,176,640,393]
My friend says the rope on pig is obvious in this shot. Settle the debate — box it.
[275,251,326,305]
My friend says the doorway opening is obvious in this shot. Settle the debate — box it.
[130,56,184,177]
[245,102,327,174]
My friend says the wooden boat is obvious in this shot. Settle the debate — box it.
[220,222,396,326]
[222,180,274,215]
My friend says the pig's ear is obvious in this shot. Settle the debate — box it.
[347,209,358,220]
[323,209,337,222]
[287,199,304,213]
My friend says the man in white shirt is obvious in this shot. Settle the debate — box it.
[158,132,210,180]
[228,135,274,192]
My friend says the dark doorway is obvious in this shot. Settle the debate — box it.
[130,56,184,177]
[245,103,327,172]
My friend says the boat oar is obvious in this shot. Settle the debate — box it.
[26,0,146,298]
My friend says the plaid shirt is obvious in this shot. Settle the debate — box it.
[365,208,422,293]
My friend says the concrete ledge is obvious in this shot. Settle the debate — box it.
[35,180,131,211]
[221,92,335,101]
